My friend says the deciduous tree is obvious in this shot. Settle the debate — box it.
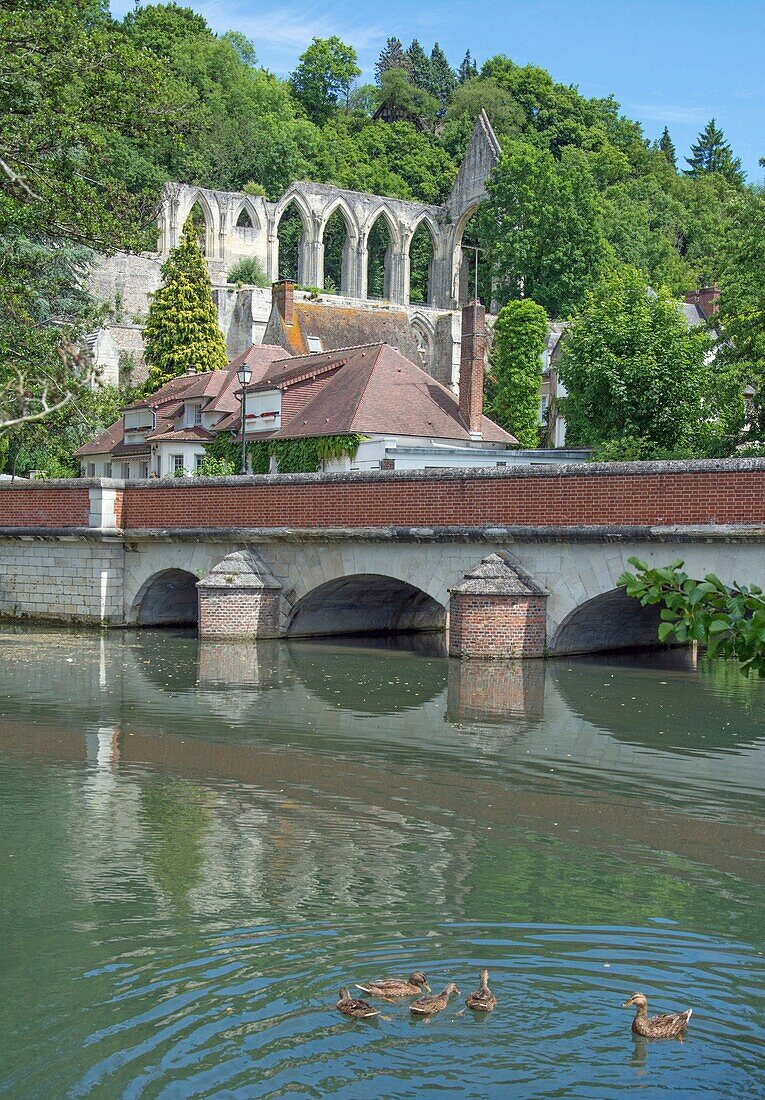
[483,142,607,317]
[290,36,360,124]
[558,266,714,456]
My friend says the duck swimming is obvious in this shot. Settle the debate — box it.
[410,981,460,1016]
[355,972,430,999]
[466,969,496,1012]
[336,988,380,1019]
[622,992,692,1038]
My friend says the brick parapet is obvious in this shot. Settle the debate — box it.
[3,459,765,532]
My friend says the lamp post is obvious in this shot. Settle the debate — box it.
[236,364,252,474]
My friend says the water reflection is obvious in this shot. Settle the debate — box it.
[0,628,763,1097]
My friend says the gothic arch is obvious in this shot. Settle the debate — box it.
[273,192,313,285]
[409,313,435,371]
[451,201,483,305]
[319,198,359,295]
[233,197,261,232]
[178,189,218,257]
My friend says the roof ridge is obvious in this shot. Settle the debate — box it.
[345,345,384,424]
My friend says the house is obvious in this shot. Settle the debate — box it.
[74,300,586,477]
[74,345,285,478]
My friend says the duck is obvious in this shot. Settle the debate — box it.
[466,969,497,1012]
[355,971,430,1000]
[336,988,381,1020]
[410,981,460,1016]
[622,992,692,1038]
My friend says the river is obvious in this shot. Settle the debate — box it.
[0,627,762,1098]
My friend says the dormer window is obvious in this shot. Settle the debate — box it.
[307,336,322,353]
[193,404,202,426]
[243,388,282,432]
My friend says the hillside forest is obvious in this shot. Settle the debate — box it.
[0,0,763,474]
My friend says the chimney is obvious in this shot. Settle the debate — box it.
[459,300,486,439]
[684,286,720,321]
[272,280,294,326]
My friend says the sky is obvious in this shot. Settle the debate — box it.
[110,0,765,181]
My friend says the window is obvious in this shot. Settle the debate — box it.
[104,463,112,477]
[88,463,95,478]
[140,462,149,479]
[195,453,205,470]
[122,462,130,480]
[306,336,322,353]
[172,454,184,475]
[193,404,203,426]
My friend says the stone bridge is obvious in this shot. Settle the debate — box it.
[1,459,765,658]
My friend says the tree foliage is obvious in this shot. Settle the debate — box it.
[685,118,745,187]
[290,36,361,125]
[0,0,185,450]
[375,37,410,83]
[486,300,548,447]
[143,220,228,389]
[483,142,607,316]
[620,557,765,678]
[716,188,765,437]
[559,266,715,456]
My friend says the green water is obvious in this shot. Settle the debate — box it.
[0,627,763,1098]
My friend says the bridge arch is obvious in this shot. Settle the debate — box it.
[287,573,446,638]
[549,587,668,656]
[132,569,199,626]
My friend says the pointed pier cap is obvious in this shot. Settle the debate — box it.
[449,553,546,596]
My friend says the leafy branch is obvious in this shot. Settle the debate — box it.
[619,557,765,677]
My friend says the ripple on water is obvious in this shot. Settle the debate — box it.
[58,920,765,1100]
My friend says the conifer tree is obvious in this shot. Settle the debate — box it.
[143,220,229,390]
[406,39,432,93]
[685,118,744,186]
[375,37,409,84]
[487,299,548,447]
[659,126,676,168]
[458,49,477,84]
[429,43,456,114]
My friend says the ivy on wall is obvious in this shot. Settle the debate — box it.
[199,432,364,475]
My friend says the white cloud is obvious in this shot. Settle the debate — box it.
[631,103,709,124]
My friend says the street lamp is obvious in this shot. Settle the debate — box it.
[236,363,252,474]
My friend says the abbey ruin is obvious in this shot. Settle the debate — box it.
[89,112,501,389]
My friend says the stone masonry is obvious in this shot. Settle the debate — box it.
[88,112,502,380]
[3,460,765,655]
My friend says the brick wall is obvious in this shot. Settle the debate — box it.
[449,593,548,658]
[118,466,765,530]
[198,586,281,638]
[0,488,90,527]
[2,461,765,532]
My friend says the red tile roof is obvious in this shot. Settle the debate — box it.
[269,344,516,445]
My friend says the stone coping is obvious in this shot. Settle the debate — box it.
[2,456,765,490]
[2,524,765,543]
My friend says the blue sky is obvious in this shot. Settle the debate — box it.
[111,0,764,181]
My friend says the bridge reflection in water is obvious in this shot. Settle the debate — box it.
[0,625,763,1099]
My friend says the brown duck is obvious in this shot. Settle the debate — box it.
[466,969,497,1012]
[410,981,460,1016]
[622,992,692,1038]
[336,988,381,1020]
[355,971,430,1000]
